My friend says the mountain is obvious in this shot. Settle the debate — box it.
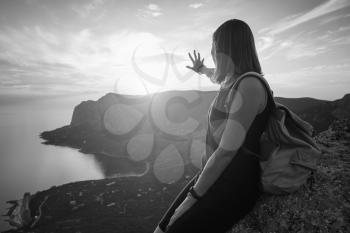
[40,91,350,171]
[275,94,350,134]
[40,90,218,178]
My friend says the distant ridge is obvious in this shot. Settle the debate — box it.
[38,90,350,179]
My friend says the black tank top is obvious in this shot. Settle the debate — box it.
[205,76,274,160]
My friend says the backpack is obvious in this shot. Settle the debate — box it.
[226,72,322,195]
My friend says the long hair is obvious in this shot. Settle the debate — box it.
[211,19,262,84]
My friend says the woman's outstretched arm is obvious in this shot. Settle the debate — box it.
[198,65,215,82]
[192,76,266,197]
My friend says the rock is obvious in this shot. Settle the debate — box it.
[69,200,76,205]
[106,181,116,186]
[95,195,104,205]
[106,203,115,207]
[72,203,85,211]
[3,192,32,229]
[228,117,350,233]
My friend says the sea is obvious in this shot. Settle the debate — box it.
[0,93,139,231]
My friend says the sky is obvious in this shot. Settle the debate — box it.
[0,0,349,101]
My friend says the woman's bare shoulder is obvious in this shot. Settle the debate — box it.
[236,76,267,112]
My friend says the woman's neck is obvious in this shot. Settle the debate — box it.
[220,73,239,89]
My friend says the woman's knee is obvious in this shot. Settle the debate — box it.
[153,225,165,233]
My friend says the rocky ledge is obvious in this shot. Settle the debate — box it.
[229,117,350,233]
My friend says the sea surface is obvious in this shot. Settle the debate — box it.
[0,93,142,231]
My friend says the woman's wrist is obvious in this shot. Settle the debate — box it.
[201,66,216,82]
[189,185,204,199]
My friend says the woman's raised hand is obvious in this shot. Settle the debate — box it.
[186,50,205,73]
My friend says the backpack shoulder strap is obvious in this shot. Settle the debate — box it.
[228,72,277,110]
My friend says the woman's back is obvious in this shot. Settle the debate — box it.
[204,74,274,166]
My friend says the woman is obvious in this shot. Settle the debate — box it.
[153,19,274,233]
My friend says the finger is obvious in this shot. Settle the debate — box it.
[193,50,197,60]
[186,66,194,71]
[188,52,194,63]
[198,52,201,61]
[201,58,204,63]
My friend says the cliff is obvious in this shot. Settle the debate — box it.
[39,92,350,177]
[4,117,350,233]
[40,91,216,175]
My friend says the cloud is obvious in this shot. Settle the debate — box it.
[257,36,275,52]
[138,3,163,18]
[315,25,350,46]
[268,63,350,86]
[189,3,203,9]
[265,62,350,100]
[260,0,350,35]
[72,0,105,18]
[0,26,165,94]
[319,12,350,24]
[284,43,328,60]
[147,3,161,11]
[257,0,350,62]
[258,29,333,62]
[138,52,185,64]
[25,0,38,5]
